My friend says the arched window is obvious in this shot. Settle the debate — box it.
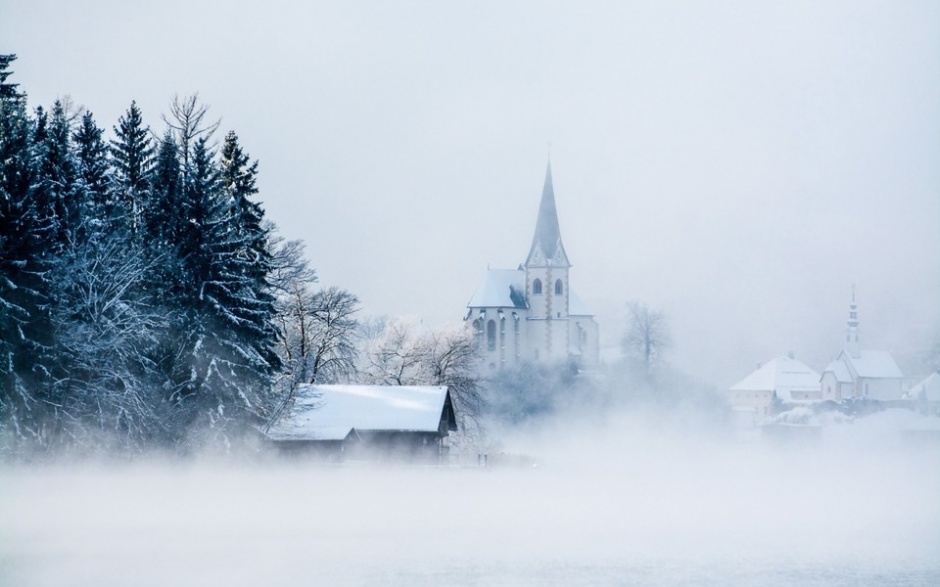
[486,320,496,352]
[554,279,563,295]
[532,279,542,295]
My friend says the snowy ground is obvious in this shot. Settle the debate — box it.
[2,415,939,586]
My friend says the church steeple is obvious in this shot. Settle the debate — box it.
[845,285,860,358]
[525,162,571,268]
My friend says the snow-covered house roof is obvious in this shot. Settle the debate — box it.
[467,269,528,309]
[730,356,821,402]
[839,350,903,379]
[266,385,457,442]
[911,371,940,402]
[822,359,852,383]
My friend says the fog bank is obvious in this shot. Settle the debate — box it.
[2,421,938,586]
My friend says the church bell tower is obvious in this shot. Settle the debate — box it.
[524,163,571,361]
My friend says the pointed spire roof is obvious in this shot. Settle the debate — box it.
[525,162,571,268]
[845,285,860,358]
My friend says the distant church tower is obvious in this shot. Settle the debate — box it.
[466,163,599,370]
[845,286,860,359]
[524,163,572,362]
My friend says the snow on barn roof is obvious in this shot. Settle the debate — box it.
[841,350,903,379]
[467,269,528,309]
[266,385,452,442]
[730,356,821,402]
[911,371,940,402]
[822,359,852,383]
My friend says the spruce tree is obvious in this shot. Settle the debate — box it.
[148,131,183,245]
[35,100,80,251]
[72,111,111,224]
[110,101,154,236]
[0,54,20,100]
[162,137,280,439]
[0,58,56,445]
[219,131,281,377]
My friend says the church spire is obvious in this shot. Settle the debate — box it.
[525,162,571,268]
[845,285,860,358]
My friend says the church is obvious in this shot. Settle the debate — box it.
[820,290,904,402]
[465,164,600,370]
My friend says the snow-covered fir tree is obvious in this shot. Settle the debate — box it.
[0,55,56,446]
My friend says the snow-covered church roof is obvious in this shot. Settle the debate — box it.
[822,359,852,383]
[467,269,528,309]
[730,356,821,401]
[839,350,903,379]
[466,268,594,316]
[266,384,455,442]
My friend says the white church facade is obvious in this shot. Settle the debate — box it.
[820,290,903,402]
[465,165,600,370]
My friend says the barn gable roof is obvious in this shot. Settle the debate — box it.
[266,385,456,442]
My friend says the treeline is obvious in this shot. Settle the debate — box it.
[0,55,337,455]
[0,55,489,458]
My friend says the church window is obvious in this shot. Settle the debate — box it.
[554,279,563,295]
[533,279,542,295]
[486,320,496,352]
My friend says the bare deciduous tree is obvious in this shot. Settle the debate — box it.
[623,300,670,379]
[162,93,220,178]
[51,227,170,451]
[360,318,485,434]
[267,233,360,427]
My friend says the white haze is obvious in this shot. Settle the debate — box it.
[2,414,939,586]
[1,4,938,582]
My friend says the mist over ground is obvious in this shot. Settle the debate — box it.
[3,406,938,586]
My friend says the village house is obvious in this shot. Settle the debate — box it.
[728,354,822,424]
[265,384,458,461]
[465,164,600,370]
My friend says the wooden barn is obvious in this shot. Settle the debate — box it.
[265,384,458,462]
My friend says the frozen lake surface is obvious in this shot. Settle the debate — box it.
[2,438,938,586]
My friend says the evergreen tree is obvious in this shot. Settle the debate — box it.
[34,100,80,251]
[219,131,280,376]
[0,57,56,446]
[160,137,280,440]
[147,131,184,249]
[0,63,299,452]
[0,54,21,100]
[72,111,110,224]
[110,101,153,235]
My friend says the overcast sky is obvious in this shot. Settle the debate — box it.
[3,0,938,387]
